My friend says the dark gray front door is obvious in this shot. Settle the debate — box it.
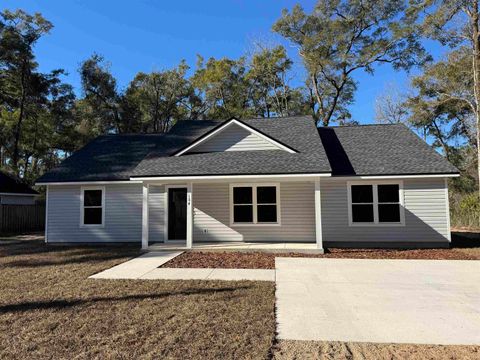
[168,188,187,240]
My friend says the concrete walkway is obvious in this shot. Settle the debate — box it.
[90,251,182,279]
[275,258,480,345]
[141,268,274,281]
[148,241,320,252]
[89,251,274,281]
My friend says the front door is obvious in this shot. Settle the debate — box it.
[168,188,187,240]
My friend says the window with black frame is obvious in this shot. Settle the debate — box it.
[256,186,277,223]
[377,184,400,222]
[351,185,374,223]
[233,187,253,223]
[350,183,401,225]
[232,185,278,224]
[82,189,103,225]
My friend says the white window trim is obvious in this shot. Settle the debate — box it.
[80,186,105,228]
[229,183,281,226]
[347,180,405,227]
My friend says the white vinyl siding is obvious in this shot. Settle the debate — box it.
[321,178,449,244]
[192,182,315,242]
[46,184,142,243]
[186,123,280,153]
[148,184,166,243]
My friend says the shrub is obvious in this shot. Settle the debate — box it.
[450,192,480,230]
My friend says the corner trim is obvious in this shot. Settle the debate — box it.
[44,186,49,243]
[445,178,451,242]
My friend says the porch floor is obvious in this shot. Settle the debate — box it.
[147,241,321,253]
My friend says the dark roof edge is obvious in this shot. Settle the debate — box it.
[36,171,459,184]
[35,178,131,185]
[331,171,460,177]
[130,171,331,179]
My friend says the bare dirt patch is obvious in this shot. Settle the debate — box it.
[162,247,480,269]
[0,240,275,359]
[272,340,480,360]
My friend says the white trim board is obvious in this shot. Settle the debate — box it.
[36,180,143,186]
[333,174,459,180]
[0,192,39,197]
[134,173,331,182]
[173,118,297,156]
[44,186,49,243]
[444,178,452,242]
[37,173,458,186]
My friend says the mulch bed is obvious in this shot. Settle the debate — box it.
[162,248,480,269]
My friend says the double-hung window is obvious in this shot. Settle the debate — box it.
[231,184,280,225]
[348,182,403,226]
[81,187,105,226]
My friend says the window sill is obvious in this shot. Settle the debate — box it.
[348,222,405,227]
[231,222,281,227]
[80,224,105,228]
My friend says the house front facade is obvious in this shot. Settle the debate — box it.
[36,116,459,250]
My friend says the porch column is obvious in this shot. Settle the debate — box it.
[186,182,193,249]
[314,178,324,251]
[141,182,149,250]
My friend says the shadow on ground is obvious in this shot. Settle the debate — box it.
[451,231,480,248]
[0,285,249,314]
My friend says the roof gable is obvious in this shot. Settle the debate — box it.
[0,171,38,195]
[174,119,297,156]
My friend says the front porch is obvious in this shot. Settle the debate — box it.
[147,241,321,253]
[140,176,326,251]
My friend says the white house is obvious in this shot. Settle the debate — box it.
[36,116,459,251]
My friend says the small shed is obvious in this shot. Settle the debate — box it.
[0,171,39,205]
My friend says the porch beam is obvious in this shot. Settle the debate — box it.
[186,182,193,249]
[314,178,324,251]
[141,182,149,250]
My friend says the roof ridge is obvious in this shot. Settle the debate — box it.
[99,133,166,137]
[242,115,312,121]
[322,123,404,128]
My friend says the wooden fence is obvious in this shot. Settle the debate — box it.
[0,204,45,234]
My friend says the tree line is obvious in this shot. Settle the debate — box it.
[0,1,479,205]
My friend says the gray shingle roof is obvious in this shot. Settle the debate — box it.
[132,116,331,177]
[36,121,221,183]
[318,124,458,176]
[0,171,38,194]
[36,118,458,184]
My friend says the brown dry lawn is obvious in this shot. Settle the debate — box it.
[0,240,275,359]
[272,340,480,360]
[2,235,480,359]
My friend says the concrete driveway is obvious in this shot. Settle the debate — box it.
[275,258,480,345]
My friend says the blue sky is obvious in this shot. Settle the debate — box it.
[4,0,447,124]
